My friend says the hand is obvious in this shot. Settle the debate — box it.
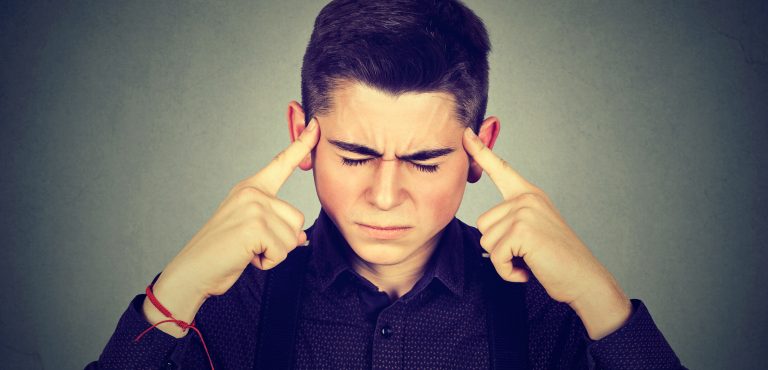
[462,127,632,339]
[143,118,320,337]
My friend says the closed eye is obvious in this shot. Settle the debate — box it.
[341,157,372,167]
[340,157,440,173]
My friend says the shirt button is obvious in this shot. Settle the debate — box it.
[164,361,177,369]
[380,324,393,338]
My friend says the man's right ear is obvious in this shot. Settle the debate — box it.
[286,101,314,171]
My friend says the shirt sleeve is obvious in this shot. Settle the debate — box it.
[86,266,268,369]
[86,272,203,369]
[85,293,196,369]
[584,299,686,370]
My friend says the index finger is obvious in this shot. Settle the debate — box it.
[462,127,535,199]
[247,118,321,195]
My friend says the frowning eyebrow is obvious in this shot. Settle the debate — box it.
[327,139,455,161]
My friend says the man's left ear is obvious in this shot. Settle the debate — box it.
[467,116,501,183]
[287,100,314,171]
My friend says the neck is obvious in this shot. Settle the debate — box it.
[349,234,441,301]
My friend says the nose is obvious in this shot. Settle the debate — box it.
[366,159,406,211]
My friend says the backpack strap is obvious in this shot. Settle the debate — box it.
[255,244,311,370]
[482,259,530,370]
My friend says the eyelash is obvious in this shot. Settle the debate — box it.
[341,157,440,173]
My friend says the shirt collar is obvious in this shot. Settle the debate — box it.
[306,208,466,298]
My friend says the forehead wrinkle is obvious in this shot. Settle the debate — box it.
[330,120,454,160]
[325,82,459,160]
[332,88,379,151]
[328,137,455,163]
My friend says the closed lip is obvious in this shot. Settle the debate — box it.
[357,223,412,230]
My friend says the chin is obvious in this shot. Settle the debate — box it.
[347,241,411,266]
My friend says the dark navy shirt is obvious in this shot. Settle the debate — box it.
[88,209,684,369]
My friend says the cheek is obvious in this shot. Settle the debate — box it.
[313,149,361,212]
[416,159,468,221]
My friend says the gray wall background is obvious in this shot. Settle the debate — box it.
[2,1,766,369]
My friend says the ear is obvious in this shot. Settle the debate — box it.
[467,116,501,183]
[287,101,314,171]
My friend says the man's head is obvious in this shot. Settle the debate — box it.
[286,0,502,268]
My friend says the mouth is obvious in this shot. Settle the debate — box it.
[357,223,411,230]
[356,223,412,239]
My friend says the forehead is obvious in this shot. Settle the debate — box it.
[321,81,463,147]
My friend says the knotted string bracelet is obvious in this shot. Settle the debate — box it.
[134,284,215,370]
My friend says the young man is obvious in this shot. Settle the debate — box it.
[89,1,685,368]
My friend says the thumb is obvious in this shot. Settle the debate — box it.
[504,266,530,283]
[495,257,530,283]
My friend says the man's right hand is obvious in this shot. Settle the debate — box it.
[142,118,320,337]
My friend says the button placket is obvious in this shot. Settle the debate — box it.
[371,304,404,369]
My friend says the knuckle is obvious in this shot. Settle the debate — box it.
[479,234,492,249]
[488,248,497,262]
[229,182,249,198]
[244,202,266,219]
[235,186,265,202]
[476,215,490,232]
[515,206,534,219]
[228,183,243,197]
[283,204,305,227]
[540,192,553,205]
[519,192,538,203]
[290,219,305,235]
[528,189,548,203]
[516,193,543,208]
[489,248,505,265]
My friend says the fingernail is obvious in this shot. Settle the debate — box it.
[465,127,481,144]
[307,118,317,131]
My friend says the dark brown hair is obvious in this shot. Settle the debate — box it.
[301,0,491,131]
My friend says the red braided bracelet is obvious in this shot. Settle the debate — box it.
[134,284,215,370]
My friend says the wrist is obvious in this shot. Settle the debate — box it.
[570,281,632,340]
[141,274,208,338]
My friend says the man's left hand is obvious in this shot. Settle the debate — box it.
[462,127,633,340]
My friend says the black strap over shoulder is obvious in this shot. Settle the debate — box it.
[255,246,311,370]
[481,259,530,370]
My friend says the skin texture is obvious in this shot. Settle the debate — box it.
[287,81,500,299]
